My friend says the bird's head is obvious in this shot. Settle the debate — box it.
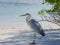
[20,13,30,16]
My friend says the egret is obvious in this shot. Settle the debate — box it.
[20,13,45,44]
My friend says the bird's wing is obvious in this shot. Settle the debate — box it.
[29,19,43,31]
[29,19,45,36]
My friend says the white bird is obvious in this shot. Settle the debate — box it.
[20,13,45,44]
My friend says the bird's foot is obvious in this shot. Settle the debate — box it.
[29,41,36,45]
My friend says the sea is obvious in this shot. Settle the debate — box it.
[0,2,60,45]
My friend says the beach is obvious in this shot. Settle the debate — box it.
[0,29,60,45]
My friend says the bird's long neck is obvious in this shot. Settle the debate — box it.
[26,15,31,23]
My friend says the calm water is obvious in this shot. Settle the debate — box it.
[0,2,60,45]
[0,2,42,29]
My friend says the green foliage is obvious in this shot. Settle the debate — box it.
[45,10,52,12]
[44,0,60,12]
[45,0,57,4]
[38,0,60,15]
[38,10,45,15]
[38,0,60,23]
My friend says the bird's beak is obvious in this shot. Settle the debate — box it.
[20,14,26,16]
[20,14,28,16]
